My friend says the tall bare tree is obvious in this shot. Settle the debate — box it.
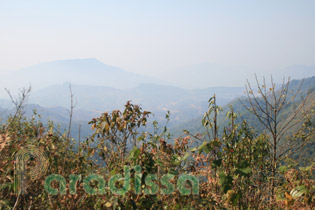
[4,86,32,132]
[241,75,313,193]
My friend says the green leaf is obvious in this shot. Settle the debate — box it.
[198,141,211,154]
[190,147,198,152]
[235,167,251,176]
[129,147,140,160]
[212,159,222,168]
[219,171,233,193]
[156,160,163,167]
[279,165,288,174]
[236,160,249,169]
[290,185,307,199]
[181,153,190,161]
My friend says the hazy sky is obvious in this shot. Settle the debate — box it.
[0,0,314,81]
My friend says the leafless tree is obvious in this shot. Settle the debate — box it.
[4,86,32,132]
[67,84,76,140]
[62,84,76,173]
[241,75,313,193]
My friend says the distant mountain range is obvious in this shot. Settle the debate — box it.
[26,82,245,124]
[1,58,314,140]
[0,58,247,138]
[0,58,166,94]
[1,58,314,94]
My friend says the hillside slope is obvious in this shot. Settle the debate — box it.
[172,76,315,136]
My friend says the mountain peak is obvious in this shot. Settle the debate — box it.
[1,58,164,91]
[45,58,101,64]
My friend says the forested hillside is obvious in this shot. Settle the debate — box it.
[172,76,315,137]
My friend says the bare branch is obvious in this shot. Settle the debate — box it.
[4,86,32,131]
[67,84,76,140]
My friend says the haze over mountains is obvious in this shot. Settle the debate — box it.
[27,82,244,123]
[0,59,245,122]
[160,63,315,89]
[0,58,314,135]
[1,58,314,93]
[0,58,165,92]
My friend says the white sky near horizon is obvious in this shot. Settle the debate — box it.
[0,0,314,87]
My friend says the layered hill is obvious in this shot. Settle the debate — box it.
[27,83,244,125]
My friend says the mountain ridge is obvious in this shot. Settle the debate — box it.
[0,58,166,94]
